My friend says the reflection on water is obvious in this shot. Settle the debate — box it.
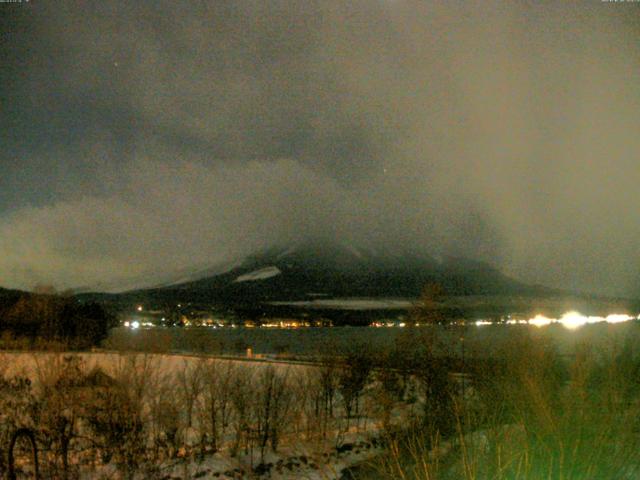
[106,319,640,358]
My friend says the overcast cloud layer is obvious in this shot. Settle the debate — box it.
[1,1,639,295]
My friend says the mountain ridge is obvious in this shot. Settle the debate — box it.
[123,240,549,305]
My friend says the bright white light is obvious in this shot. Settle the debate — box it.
[131,321,140,329]
[475,320,492,326]
[559,311,588,330]
[529,315,552,328]
[481,311,636,330]
[124,321,130,327]
[137,305,143,312]
[605,314,633,324]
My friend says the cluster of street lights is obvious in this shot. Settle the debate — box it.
[475,311,639,330]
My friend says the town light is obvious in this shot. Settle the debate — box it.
[529,315,552,328]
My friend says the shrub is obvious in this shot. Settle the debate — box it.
[368,333,640,480]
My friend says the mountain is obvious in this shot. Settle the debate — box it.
[72,259,244,294]
[121,240,541,306]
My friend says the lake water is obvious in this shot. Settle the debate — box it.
[105,321,640,358]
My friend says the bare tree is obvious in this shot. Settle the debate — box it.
[253,365,292,461]
[318,359,339,438]
[176,359,205,429]
[84,354,158,478]
[148,370,181,460]
[34,355,86,479]
[338,348,372,422]
[229,364,253,457]
[289,368,314,440]
[200,360,236,453]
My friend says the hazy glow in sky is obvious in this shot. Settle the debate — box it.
[1,1,639,294]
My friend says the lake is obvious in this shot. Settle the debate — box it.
[105,320,640,358]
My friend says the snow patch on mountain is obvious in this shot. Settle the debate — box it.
[270,298,414,310]
[276,244,299,259]
[164,259,244,287]
[233,266,282,282]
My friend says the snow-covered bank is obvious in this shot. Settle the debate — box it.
[0,350,390,479]
[1,350,308,383]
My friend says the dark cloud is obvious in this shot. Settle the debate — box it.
[1,0,639,295]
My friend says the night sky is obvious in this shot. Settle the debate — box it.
[1,1,639,295]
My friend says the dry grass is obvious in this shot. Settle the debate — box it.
[362,333,640,480]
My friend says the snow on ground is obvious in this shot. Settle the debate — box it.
[0,351,383,480]
[152,432,381,480]
[234,266,282,282]
[0,350,308,383]
[269,298,414,310]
